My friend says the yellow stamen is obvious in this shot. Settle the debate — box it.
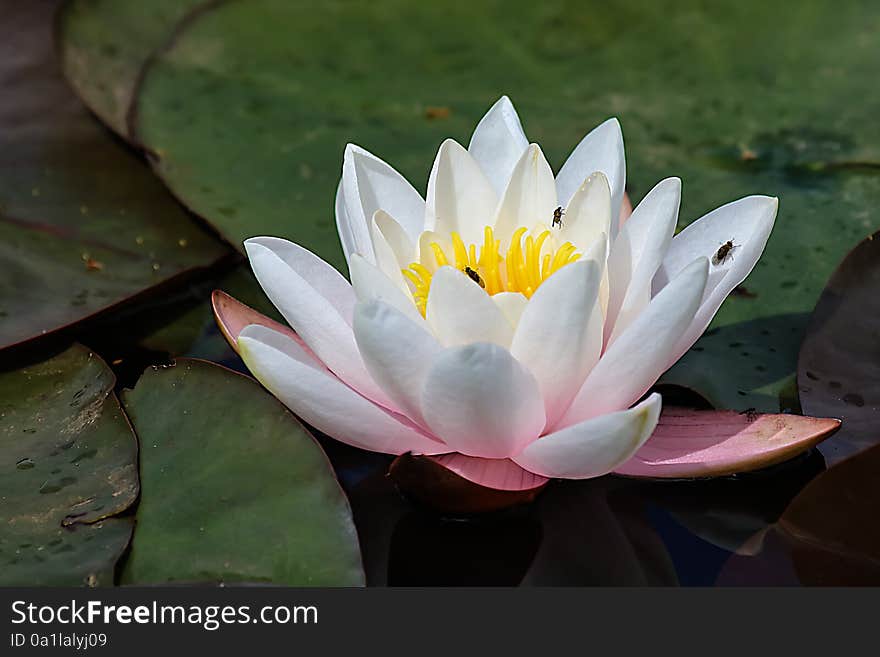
[403,225,581,317]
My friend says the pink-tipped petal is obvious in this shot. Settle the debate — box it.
[429,453,549,491]
[614,408,841,479]
[212,290,305,354]
[618,191,633,228]
[387,452,547,514]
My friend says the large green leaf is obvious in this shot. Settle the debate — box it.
[52,0,880,407]
[0,344,138,586]
[120,0,880,409]
[0,0,228,351]
[120,359,364,585]
[58,0,209,137]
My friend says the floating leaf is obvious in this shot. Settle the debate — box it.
[113,0,880,408]
[0,0,228,350]
[58,0,208,136]
[769,445,880,584]
[0,345,138,586]
[120,359,364,585]
[798,231,880,464]
[615,408,839,479]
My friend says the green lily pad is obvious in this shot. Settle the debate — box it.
[120,359,364,585]
[0,344,139,586]
[122,0,880,408]
[58,0,208,137]
[0,0,228,351]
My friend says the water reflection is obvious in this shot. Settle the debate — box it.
[330,438,875,586]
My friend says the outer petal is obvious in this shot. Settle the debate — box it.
[468,95,529,196]
[245,236,355,322]
[556,257,709,428]
[614,407,840,479]
[425,139,497,245]
[353,299,442,427]
[238,325,446,455]
[653,196,778,366]
[421,342,546,458]
[555,118,626,232]
[493,144,558,247]
[514,393,662,479]
[428,453,549,491]
[426,266,514,347]
[349,254,422,324]
[245,239,392,408]
[605,177,681,344]
[340,143,425,263]
[557,171,612,251]
[510,260,603,428]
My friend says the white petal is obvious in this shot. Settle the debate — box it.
[426,266,514,347]
[653,196,778,366]
[425,139,497,245]
[340,143,425,263]
[245,239,392,408]
[349,253,422,324]
[335,179,359,270]
[468,95,529,196]
[371,210,415,270]
[492,292,529,329]
[239,326,446,455]
[513,393,661,478]
[557,171,612,251]
[246,236,356,323]
[416,230,452,274]
[605,178,681,344]
[556,257,708,428]
[421,342,545,458]
[510,260,603,427]
[555,118,626,234]
[353,300,442,427]
[493,144,558,247]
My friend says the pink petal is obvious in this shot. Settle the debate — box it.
[387,452,548,514]
[428,453,549,491]
[212,290,310,356]
[614,408,840,479]
[618,191,633,229]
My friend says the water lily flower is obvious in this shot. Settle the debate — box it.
[221,96,835,494]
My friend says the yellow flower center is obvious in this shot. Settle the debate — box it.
[403,225,581,316]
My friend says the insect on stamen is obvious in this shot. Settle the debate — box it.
[464,265,485,289]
